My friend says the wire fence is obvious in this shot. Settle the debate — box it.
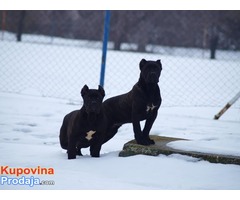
[1,10,240,108]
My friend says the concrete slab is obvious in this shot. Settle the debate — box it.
[119,135,240,165]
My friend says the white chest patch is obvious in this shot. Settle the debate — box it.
[85,130,96,140]
[146,104,157,112]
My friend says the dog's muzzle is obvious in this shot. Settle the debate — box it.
[147,72,159,83]
[86,102,101,114]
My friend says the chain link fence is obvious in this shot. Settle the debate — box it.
[1,10,240,107]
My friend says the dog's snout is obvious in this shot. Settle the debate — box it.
[147,72,158,83]
[90,101,98,109]
[150,72,156,76]
[91,100,97,104]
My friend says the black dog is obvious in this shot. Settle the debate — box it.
[59,85,107,159]
[102,59,162,145]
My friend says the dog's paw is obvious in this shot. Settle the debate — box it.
[137,139,150,146]
[137,138,155,146]
[147,138,155,145]
[68,154,76,159]
[91,153,100,158]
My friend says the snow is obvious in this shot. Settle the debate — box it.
[1,38,240,190]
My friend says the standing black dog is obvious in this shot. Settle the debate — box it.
[103,59,162,145]
[59,85,107,159]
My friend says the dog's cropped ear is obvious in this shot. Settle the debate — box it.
[81,85,89,97]
[98,85,105,97]
[139,59,147,70]
[156,59,161,65]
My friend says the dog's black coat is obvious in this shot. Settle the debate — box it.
[59,85,107,159]
[103,59,162,145]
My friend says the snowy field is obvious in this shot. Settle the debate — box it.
[0,38,240,190]
[0,93,240,190]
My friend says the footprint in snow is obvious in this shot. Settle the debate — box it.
[13,128,32,133]
[16,122,37,127]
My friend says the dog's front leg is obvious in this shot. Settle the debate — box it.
[90,141,103,157]
[90,133,105,157]
[90,144,102,157]
[142,110,158,145]
[67,134,78,159]
[132,118,145,145]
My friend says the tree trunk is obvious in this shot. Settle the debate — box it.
[17,11,26,42]
[114,40,121,51]
[137,43,146,52]
[210,35,219,59]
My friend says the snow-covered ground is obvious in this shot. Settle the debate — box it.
[0,92,240,190]
[0,38,240,190]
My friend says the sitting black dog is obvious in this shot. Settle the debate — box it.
[59,85,107,159]
[102,59,162,145]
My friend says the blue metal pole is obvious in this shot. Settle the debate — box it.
[99,10,111,87]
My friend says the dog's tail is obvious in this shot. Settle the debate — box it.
[103,124,122,144]
[59,116,68,150]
